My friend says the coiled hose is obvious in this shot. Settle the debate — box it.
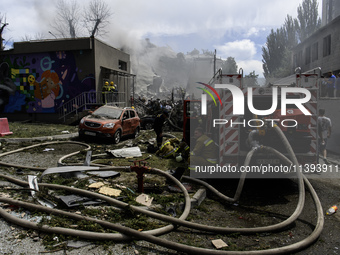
[0,128,324,254]
[0,141,91,171]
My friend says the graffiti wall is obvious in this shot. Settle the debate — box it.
[0,51,95,114]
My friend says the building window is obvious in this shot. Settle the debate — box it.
[323,35,331,57]
[305,46,311,65]
[312,42,318,62]
[119,60,127,71]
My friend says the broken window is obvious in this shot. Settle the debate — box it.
[119,60,127,71]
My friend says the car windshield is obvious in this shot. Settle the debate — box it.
[92,107,122,119]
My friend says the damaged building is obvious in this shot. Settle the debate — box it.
[0,37,135,123]
[292,0,340,75]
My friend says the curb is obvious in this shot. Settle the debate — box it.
[0,133,79,143]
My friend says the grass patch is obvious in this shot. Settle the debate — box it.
[7,122,77,138]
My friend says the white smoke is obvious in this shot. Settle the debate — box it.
[105,26,216,99]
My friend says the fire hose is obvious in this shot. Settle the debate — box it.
[0,141,91,171]
[0,126,324,254]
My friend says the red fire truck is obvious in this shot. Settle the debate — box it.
[184,69,319,171]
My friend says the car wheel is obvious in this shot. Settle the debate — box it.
[145,122,153,130]
[113,130,121,144]
[134,127,140,138]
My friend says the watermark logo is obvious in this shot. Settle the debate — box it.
[198,83,311,116]
[196,82,312,129]
[196,82,222,115]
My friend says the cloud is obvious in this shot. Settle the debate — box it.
[104,0,306,40]
[238,59,264,77]
[2,0,54,43]
[243,27,267,38]
[2,0,308,46]
[1,0,311,80]
[214,39,257,60]
[214,39,265,77]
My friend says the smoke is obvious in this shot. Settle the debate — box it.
[106,25,217,99]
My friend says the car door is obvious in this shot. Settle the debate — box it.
[121,110,132,136]
[129,110,139,130]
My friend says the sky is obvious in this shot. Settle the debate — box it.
[1,0,322,77]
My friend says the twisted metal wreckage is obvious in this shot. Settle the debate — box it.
[0,127,324,255]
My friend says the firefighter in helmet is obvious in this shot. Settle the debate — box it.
[103,81,110,91]
[110,81,118,102]
[156,138,189,160]
[102,81,110,103]
[109,81,115,91]
[189,127,218,171]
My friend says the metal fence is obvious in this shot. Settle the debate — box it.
[58,91,127,122]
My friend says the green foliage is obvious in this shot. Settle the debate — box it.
[262,0,321,78]
[262,27,289,78]
[244,71,259,87]
[221,57,238,74]
[188,48,200,55]
[202,49,215,56]
[294,0,321,42]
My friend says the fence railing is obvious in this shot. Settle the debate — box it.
[58,91,127,123]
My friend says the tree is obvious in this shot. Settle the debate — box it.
[0,13,8,51]
[188,48,200,56]
[201,49,214,56]
[294,0,321,42]
[262,27,288,78]
[244,71,259,87]
[284,15,298,50]
[262,17,298,78]
[52,0,81,38]
[83,0,112,37]
[21,33,45,42]
[272,47,293,78]
[221,57,238,74]
[262,0,320,78]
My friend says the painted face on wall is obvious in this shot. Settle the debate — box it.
[28,75,35,85]
[45,77,58,93]
[34,70,60,100]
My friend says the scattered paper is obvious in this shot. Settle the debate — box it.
[212,239,228,249]
[67,240,90,248]
[107,147,142,158]
[88,182,105,189]
[43,148,54,152]
[135,193,153,206]
[98,187,122,197]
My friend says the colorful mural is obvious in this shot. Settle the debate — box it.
[0,62,16,112]
[0,51,95,114]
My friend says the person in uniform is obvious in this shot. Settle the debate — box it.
[189,127,218,171]
[102,81,110,103]
[318,108,332,163]
[110,81,118,102]
[153,110,169,148]
[156,138,189,160]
